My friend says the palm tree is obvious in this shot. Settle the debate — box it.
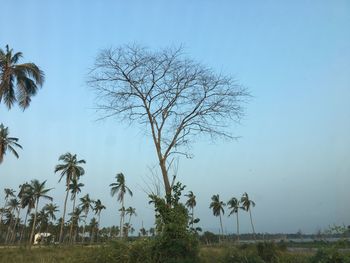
[241,192,256,240]
[43,203,59,234]
[227,197,243,243]
[185,191,196,229]
[28,180,53,247]
[1,188,15,229]
[68,207,82,243]
[5,198,20,243]
[10,183,30,243]
[68,178,84,242]
[19,184,35,243]
[0,45,44,110]
[125,206,136,237]
[93,199,106,242]
[209,194,225,240]
[109,172,132,238]
[80,194,93,243]
[0,124,22,164]
[54,152,85,243]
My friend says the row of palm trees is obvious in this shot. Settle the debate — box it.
[209,192,256,242]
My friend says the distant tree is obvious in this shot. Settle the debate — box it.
[241,192,256,240]
[5,198,20,243]
[18,183,35,243]
[209,194,225,240]
[88,45,249,199]
[125,206,136,225]
[185,191,196,229]
[93,199,106,242]
[28,180,53,247]
[68,178,84,243]
[80,194,93,243]
[0,45,44,110]
[109,172,133,238]
[0,124,22,164]
[227,197,243,242]
[54,152,85,243]
[43,203,59,233]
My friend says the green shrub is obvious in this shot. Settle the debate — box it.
[149,182,200,263]
[309,247,350,263]
[129,239,154,263]
[256,242,279,262]
[222,247,264,263]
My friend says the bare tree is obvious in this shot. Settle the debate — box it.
[88,45,248,199]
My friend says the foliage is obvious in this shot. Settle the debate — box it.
[309,247,350,263]
[149,182,200,263]
[256,242,279,262]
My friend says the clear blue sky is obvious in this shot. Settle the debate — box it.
[0,0,349,234]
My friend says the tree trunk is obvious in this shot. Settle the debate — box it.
[81,211,88,243]
[159,159,171,199]
[29,199,39,247]
[219,214,224,242]
[96,213,101,243]
[59,188,69,243]
[10,208,20,243]
[236,212,240,243]
[69,195,76,243]
[19,210,29,244]
[5,208,14,244]
[249,208,256,240]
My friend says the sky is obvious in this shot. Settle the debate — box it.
[0,0,349,235]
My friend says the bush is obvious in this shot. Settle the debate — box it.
[222,247,264,263]
[256,242,279,262]
[309,248,350,263]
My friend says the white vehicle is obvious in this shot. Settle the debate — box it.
[33,232,52,245]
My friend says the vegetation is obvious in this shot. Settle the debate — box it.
[0,45,44,110]
[0,123,22,164]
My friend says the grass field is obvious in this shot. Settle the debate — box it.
[0,241,349,263]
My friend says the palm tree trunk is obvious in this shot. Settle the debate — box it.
[219,214,224,242]
[10,208,21,243]
[69,195,76,243]
[59,188,69,243]
[191,207,194,229]
[236,212,240,243]
[81,212,88,243]
[5,208,14,244]
[120,199,124,239]
[19,209,30,244]
[249,208,256,240]
[97,213,101,243]
[29,199,39,247]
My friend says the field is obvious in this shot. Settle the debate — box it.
[0,241,349,263]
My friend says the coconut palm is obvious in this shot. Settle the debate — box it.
[93,199,106,242]
[125,206,136,236]
[1,188,15,229]
[185,191,196,229]
[109,172,132,238]
[0,45,44,110]
[18,184,35,243]
[68,178,84,242]
[227,197,243,243]
[209,194,225,239]
[54,152,85,243]
[241,192,256,240]
[9,183,30,243]
[43,203,59,234]
[68,207,82,243]
[5,198,20,243]
[0,124,22,164]
[80,194,93,243]
[28,180,53,247]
